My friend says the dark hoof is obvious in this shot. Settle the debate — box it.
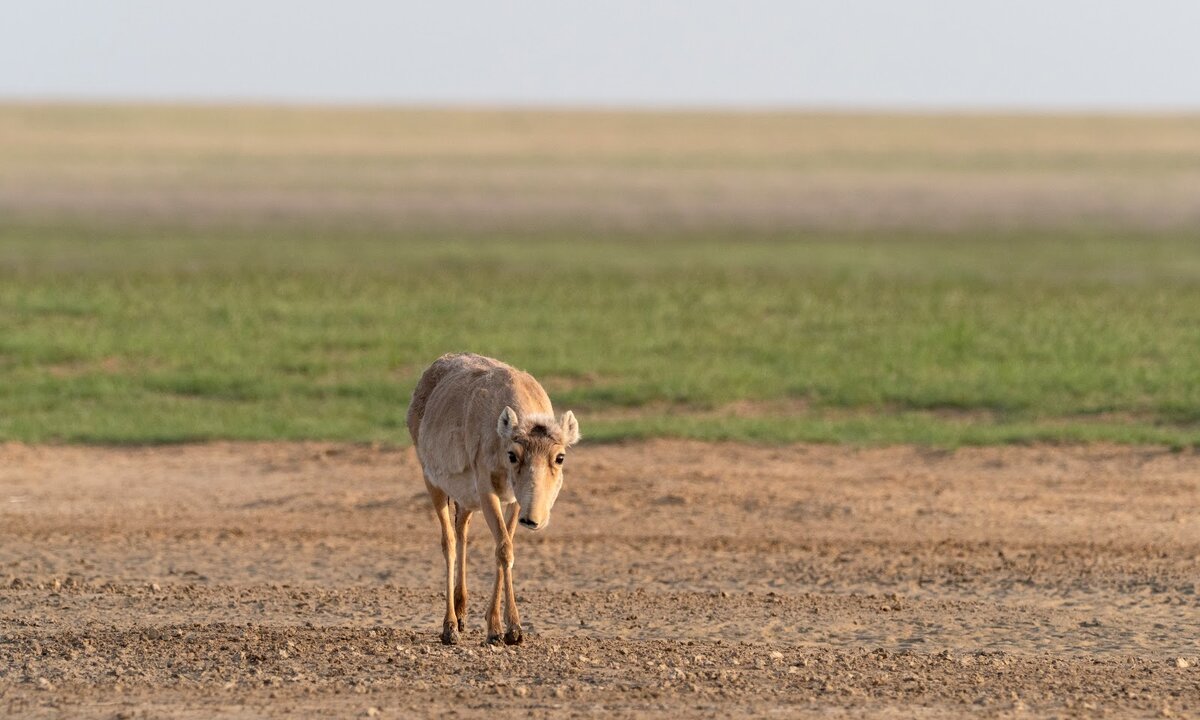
[486,633,504,646]
[440,624,459,645]
[457,617,465,632]
[504,626,524,645]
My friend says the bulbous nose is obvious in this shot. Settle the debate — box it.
[518,517,541,531]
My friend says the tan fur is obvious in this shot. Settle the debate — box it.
[407,353,580,645]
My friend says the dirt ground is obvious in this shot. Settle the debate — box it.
[1,441,1197,718]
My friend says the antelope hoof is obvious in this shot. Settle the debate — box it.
[486,632,504,646]
[441,623,459,645]
[504,626,524,645]
[457,617,466,632]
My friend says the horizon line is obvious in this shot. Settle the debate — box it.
[5,95,1200,117]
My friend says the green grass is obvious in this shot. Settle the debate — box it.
[2,219,1199,446]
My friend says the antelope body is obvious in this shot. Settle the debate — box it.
[406,353,580,645]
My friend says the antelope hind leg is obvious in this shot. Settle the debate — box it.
[454,504,472,632]
[426,480,459,645]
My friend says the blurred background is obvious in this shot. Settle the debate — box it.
[2,1,1199,446]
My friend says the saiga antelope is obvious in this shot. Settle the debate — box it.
[406,353,580,645]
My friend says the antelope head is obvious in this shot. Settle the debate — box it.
[496,406,580,531]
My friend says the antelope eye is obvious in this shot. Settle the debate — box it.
[507,451,518,464]
[555,454,565,465]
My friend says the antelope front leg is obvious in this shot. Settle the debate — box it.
[502,502,523,645]
[425,480,458,645]
[480,491,511,645]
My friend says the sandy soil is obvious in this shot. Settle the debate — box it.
[1,441,1197,718]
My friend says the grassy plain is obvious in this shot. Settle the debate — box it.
[1,105,1198,445]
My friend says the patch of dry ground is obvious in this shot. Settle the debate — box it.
[1,441,1198,717]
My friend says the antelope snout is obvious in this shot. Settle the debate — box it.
[518,516,545,531]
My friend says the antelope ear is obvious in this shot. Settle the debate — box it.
[560,410,580,446]
[497,406,519,440]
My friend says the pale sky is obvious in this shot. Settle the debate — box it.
[3,0,1199,109]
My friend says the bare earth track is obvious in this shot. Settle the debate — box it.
[1,441,1198,717]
